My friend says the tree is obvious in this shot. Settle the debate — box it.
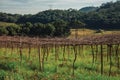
[30,23,44,37]
[53,20,70,37]
[6,25,20,36]
[44,23,55,37]
[20,22,33,36]
[0,26,8,36]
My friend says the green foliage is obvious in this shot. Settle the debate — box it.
[0,46,120,80]
[14,73,24,80]
[20,22,33,36]
[0,61,17,71]
[29,63,38,70]
[0,26,8,36]
[70,20,85,29]
[0,22,20,36]
[84,1,120,29]
[6,25,20,36]
[0,13,21,23]
[0,22,18,27]
[28,21,70,37]
[29,22,56,37]
[5,62,17,71]
[80,6,98,12]
[53,20,70,37]
[44,23,55,36]
[0,70,7,80]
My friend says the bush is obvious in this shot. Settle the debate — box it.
[95,29,104,33]
[0,62,17,71]
[0,26,8,36]
[6,25,20,36]
[5,62,17,71]
[14,73,24,80]
[0,70,7,80]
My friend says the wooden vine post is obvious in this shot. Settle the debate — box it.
[101,44,103,75]
[72,45,77,76]
[91,45,95,63]
[109,45,112,76]
[115,44,119,69]
[95,45,98,61]
[55,44,57,62]
[19,36,23,65]
[11,37,14,55]
[67,44,70,60]
[63,45,66,61]
[107,45,109,62]
[42,44,46,72]
[45,45,49,61]
[38,44,42,71]
[28,43,31,59]
[4,37,8,55]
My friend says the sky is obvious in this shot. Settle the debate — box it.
[0,0,117,14]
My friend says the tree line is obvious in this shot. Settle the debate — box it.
[0,20,71,37]
[0,1,119,37]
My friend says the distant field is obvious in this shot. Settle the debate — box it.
[69,29,120,38]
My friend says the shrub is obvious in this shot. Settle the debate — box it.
[0,26,8,36]
[0,62,17,71]
[95,29,104,33]
[14,73,24,80]
[5,62,17,71]
[0,70,7,80]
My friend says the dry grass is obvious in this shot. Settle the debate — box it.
[69,29,120,38]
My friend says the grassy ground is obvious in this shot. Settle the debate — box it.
[0,45,119,80]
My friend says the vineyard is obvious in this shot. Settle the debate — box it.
[0,34,120,80]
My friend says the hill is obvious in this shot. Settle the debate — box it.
[84,1,120,29]
[80,6,97,12]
